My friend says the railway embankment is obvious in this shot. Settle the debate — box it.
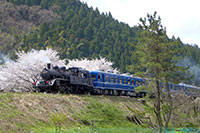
[0,92,199,132]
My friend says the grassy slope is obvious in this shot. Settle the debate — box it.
[0,92,199,132]
[0,93,154,132]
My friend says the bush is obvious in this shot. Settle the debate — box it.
[49,112,68,133]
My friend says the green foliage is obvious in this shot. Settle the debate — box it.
[4,0,200,86]
[161,104,172,114]
[134,85,146,92]
[49,112,68,133]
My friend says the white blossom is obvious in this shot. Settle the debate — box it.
[0,49,65,92]
[67,58,118,73]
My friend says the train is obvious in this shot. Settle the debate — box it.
[33,63,200,98]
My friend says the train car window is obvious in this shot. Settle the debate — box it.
[135,80,140,86]
[98,74,101,81]
[105,76,109,82]
[120,77,122,84]
[124,78,126,84]
[132,80,134,85]
[115,77,118,83]
[91,74,96,80]
[102,75,105,82]
[128,79,130,85]
[110,76,114,83]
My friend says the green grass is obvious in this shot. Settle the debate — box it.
[74,97,135,128]
[31,127,154,133]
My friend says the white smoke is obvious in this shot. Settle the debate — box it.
[0,54,14,64]
[177,57,200,86]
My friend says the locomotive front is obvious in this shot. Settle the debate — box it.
[33,63,70,92]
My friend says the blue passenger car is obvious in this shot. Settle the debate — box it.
[163,82,200,98]
[89,71,147,97]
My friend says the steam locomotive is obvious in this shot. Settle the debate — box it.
[33,63,93,94]
[33,64,147,97]
[34,64,200,98]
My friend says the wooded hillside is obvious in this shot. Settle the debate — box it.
[1,0,200,85]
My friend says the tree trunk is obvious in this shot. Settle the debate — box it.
[164,81,173,129]
[155,67,162,133]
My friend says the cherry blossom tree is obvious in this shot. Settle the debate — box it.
[0,49,65,92]
[67,58,118,72]
[0,49,117,92]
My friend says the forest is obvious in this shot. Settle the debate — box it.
[1,0,200,86]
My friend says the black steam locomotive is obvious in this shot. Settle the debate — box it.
[34,63,93,94]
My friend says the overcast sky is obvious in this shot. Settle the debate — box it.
[80,0,200,46]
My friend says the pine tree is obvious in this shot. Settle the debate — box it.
[131,12,187,132]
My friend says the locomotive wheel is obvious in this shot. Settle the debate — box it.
[109,90,113,95]
[104,90,109,95]
[57,86,66,94]
[129,92,135,98]
[118,90,122,96]
[100,89,105,95]
[97,89,104,95]
[113,90,118,96]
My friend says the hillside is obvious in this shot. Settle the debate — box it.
[0,92,199,132]
[1,0,137,72]
[0,0,59,58]
[1,0,200,85]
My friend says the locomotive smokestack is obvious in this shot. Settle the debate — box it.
[47,63,51,69]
